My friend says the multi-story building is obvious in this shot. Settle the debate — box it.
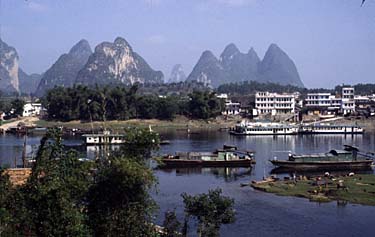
[305,87,356,115]
[305,93,331,108]
[342,87,355,99]
[341,87,355,115]
[255,92,298,115]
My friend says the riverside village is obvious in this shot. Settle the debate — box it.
[0,1,374,237]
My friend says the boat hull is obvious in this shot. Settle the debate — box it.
[229,131,297,136]
[161,159,255,168]
[270,160,373,171]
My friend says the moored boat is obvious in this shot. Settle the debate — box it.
[82,130,126,145]
[270,145,373,171]
[161,145,255,167]
[230,121,298,136]
[299,123,363,134]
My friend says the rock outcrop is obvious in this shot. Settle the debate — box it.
[76,37,163,86]
[35,39,92,96]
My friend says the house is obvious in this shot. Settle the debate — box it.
[222,101,241,115]
[23,103,43,117]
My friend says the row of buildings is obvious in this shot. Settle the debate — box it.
[220,87,375,118]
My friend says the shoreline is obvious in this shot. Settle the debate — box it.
[250,174,375,206]
[9,115,374,133]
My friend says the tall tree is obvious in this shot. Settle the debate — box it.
[182,188,236,237]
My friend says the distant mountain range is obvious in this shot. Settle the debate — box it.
[187,43,304,88]
[0,38,303,96]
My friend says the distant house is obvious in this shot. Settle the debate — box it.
[23,103,43,117]
[222,100,241,115]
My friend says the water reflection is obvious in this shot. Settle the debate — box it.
[158,167,253,182]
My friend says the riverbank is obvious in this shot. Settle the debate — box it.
[17,115,375,133]
[251,174,375,206]
[34,115,239,132]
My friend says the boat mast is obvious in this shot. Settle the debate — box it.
[22,131,27,168]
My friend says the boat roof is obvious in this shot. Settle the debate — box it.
[329,150,352,155]
[82,134,125,137]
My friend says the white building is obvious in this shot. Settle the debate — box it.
[305,93,341,115]
[305,87,356,115]
[222,101,241,115]
[305,93,331,107]
[216,93,228,100]
[342,87,355,99]
[23,103,43,117]
[341,87,355,115]
[255,92,298,115]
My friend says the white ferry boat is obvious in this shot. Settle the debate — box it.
[82,130,126,145]
[230,121,299,136]
[299,123,364,134]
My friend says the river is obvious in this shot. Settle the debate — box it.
[1,130,375,236]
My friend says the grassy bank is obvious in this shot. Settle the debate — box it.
[34,115,239,132]
[251,174,375,206]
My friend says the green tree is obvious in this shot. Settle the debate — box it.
[0,169,15,236]
[87,158,157,237]
[11,98,25,117]
[189,91,223,119]
[182,188,236,237]
[162,210,181,237]
[13,129,92,236]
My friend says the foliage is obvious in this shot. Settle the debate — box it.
[11,98,26,117]
[43,85,221,121]
[0,169,15,235]
[182,188,236,237]
[87,158,157,237]
[217,81,375,97]
[117,127,160,161]
[162,210,181,237]
[217,81,307,95]
[14,128,92,236]
[0,127,162,236]
[188,91,224,119]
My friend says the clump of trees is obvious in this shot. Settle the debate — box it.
[0,128,236,236]
[43,85,224,121]
[0,98,25,118]
[217,81,375,97]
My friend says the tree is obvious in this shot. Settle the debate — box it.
[13,129,92,236]
[189,91,223,119]
[117,127,160,162]
[162,210,181,237]
[87,158,157,237]
[11,98,25,117]
[182,188,236,237]
[0,169,15,235]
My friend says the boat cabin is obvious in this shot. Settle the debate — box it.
[82,133,126,145]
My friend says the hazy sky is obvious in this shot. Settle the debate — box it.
[1,0,374,88]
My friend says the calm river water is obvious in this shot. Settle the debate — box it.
[1,130,375,236]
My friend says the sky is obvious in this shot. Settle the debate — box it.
[1,0,374,88]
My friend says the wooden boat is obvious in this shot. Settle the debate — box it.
[161,145,255,167]
[270,145,373,171]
